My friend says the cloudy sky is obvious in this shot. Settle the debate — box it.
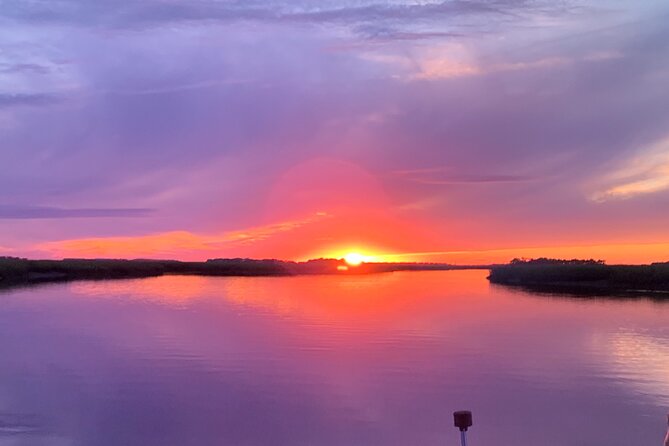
[1,0,668,263]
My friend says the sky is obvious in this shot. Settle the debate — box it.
[1,0,669,264]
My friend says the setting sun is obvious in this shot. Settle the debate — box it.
[344,252,366,266]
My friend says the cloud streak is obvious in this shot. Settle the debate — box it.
[36,213,330,259]
[0,93,60,108]
[591,137,669,202]
[392,167,536,184]
[0,206,154,219]
[1,0,668,262]
[0,0,566,33]
[0,63,51,74]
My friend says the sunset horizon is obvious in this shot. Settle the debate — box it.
[1,0,668,444]
[8,235,669,266]
[2,0,669,269]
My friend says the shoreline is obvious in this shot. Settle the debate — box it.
[0,257,488,290]
[488,260,669,298]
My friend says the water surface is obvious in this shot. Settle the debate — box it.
[0,270,667,445]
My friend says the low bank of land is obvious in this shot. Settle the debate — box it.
[0,257,484,289]
[488,259,669,296]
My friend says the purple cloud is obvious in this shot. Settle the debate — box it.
[0,206,153,219]
[0,93,60,108]
[0,63,51,74]
[0,0,667,258]
[0,0,565,29]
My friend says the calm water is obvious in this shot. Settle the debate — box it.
[0,270,667,446]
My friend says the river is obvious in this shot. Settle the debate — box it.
[0,270,667,445]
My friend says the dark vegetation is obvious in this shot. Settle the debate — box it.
[0,256,483,289]
[5,255,668,297]
[488,258,669,295]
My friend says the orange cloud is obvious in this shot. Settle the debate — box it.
[591,136,669,201]
[373,241,669,265]
[36,213,330,260]
[364,40,614,82]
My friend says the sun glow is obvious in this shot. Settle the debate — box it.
[344,252,367,266]
[310,246,390,265]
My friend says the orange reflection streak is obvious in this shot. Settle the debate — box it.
[69,270,491,322]
[64,271,501,418]
[183,270,490,324]
[57,270,669,422]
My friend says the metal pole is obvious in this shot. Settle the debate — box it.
[453,411,472,446]
[460,430,468,446]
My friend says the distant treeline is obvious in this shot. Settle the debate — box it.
[489,258,669,295]
[0,257,481,289]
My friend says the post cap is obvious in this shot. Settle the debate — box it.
[454,411,473,432]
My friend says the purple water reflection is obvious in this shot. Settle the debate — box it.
[0,271,667,445]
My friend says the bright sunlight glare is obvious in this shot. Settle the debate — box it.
[344,253,367,266]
